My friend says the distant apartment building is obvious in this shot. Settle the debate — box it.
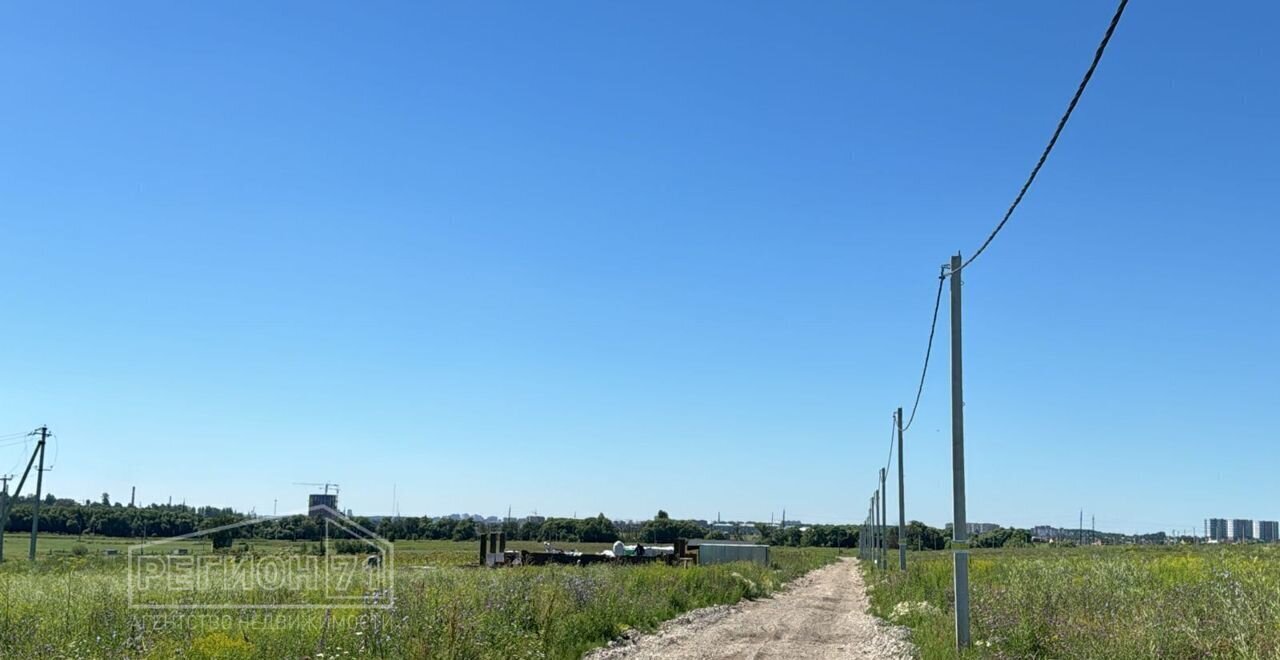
[1260,521,1279,542]
[945,522,1000,536]
[1208,518,1228,542]
[1231,519,1254,541]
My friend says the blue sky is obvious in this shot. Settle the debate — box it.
[1,2,1276,531]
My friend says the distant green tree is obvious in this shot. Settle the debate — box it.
[201,514,241,550]
[903,521,946,551]
[774,527,802,547]
[537,518,581,542]
[451,522,477,542]
[579,514,619,542]
[639,517,705,543]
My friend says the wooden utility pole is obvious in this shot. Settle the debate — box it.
[949,255,971,648]
[896,407,907,571]
[29,426,48,561]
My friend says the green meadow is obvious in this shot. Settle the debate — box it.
[0,535,840,659]
[865,544,1280,659]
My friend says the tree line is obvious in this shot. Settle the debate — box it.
[0,495,978,550]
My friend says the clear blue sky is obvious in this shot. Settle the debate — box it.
[1,2,1276,532]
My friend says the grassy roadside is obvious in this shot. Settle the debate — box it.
[0,542,843,658]
[862,545,1280,659]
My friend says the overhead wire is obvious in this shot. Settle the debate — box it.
[884,411,896,475]
[46,433,59,470]
[0,428,54,477]
[866,0,1129,561]
[890,0,1128,444]
[3,441,31,479]
[0,437,33,450]
[0,433,32,476]
[902,267,947,433]
[955,0,1129,274]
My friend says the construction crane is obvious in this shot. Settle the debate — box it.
[293,482,340,496]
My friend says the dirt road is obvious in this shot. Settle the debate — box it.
[585,558,915,659]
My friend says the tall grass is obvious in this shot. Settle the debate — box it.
[864,544,1280,659]
[0,544,840,658]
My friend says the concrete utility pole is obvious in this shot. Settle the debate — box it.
[861,503,865,559]
[870,492,877,565]
[0,435,44,563]
[870,498,880,560]
[876,491,883,566]
[879,468,887,569]
[877,487,884,568]
[948,255,971,648]
[0,475,11,562]
[29,427,49,562]
[896,407,907,571]
[872,491,878,565]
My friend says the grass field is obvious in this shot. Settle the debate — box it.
[864,544,1280,659]
[0,535,842,658]
[0,532,211,558]
[0,533,616,565]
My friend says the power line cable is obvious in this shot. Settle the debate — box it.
[902,267,946,432]
[3,440,30,476]
[892,0,1128,440]
[884,412,896,475]
[46,433,59,470]
[956,0,1129,274]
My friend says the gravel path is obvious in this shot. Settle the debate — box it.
[585,558,915,659]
